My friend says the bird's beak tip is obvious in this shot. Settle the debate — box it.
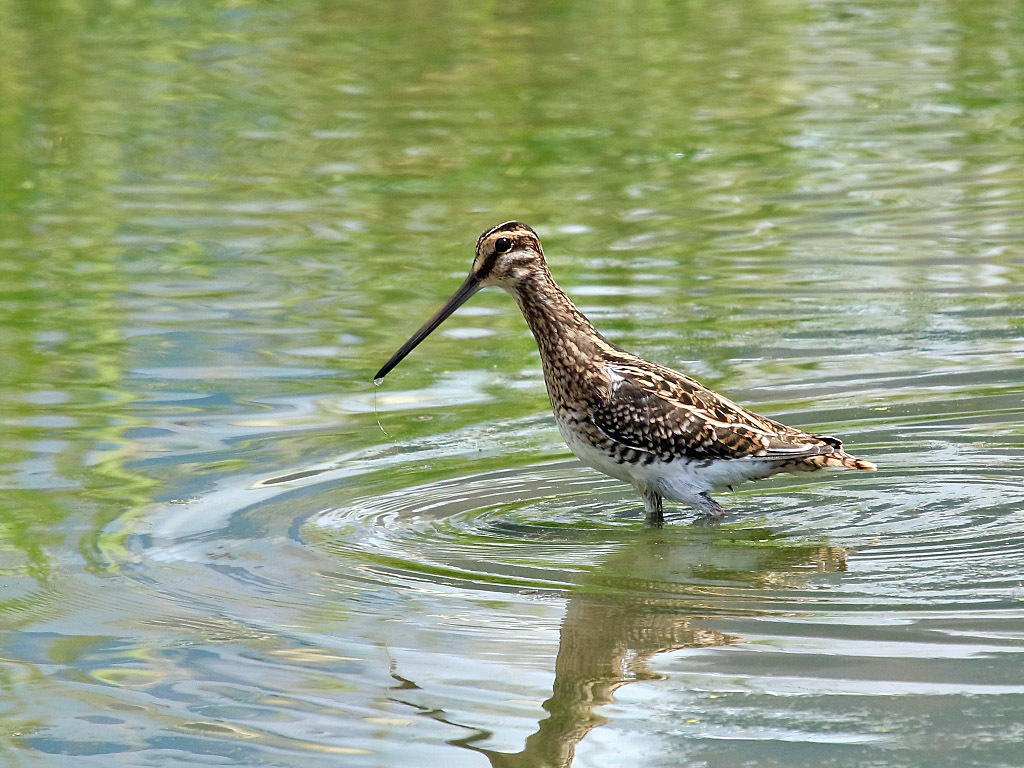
[373,272,481,381]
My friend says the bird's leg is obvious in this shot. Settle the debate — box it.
[695,491,724,520]
[642,490,664,528]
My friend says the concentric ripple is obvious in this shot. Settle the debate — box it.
[303,443,1024,612]
[117,377,1024,623]
[111,400,1024,766]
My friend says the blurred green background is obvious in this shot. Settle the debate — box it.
[1,1,1023,766]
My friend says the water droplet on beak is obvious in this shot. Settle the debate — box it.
[373,377,384,387]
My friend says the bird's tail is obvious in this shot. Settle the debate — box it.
[815,451,876,471]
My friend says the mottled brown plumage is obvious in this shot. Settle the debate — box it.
[376,221,875,524]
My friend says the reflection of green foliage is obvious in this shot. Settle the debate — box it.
[0,0,158,596]
[0,492,59,581]
[45,634,109,666]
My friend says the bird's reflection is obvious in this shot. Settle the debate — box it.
[393,525,847,768]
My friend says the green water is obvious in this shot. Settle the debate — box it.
[2,0,1023,765]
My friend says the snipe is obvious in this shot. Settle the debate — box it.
[375,221,875,524]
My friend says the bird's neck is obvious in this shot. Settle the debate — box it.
[509,268,614,374]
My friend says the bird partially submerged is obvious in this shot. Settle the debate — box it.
[375,221,875,524]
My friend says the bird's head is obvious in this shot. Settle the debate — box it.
[471,221,546,288]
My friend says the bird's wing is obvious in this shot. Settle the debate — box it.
[590,361,842,462]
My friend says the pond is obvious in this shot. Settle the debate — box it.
[1,1,1023,766]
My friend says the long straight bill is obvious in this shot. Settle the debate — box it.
[374,273,481,381]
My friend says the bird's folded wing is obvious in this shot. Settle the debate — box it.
[590,363,841,462]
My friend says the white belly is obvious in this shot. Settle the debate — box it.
[557,417,777,504]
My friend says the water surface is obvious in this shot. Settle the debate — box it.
[1,1,1023,766]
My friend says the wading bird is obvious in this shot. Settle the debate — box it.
[375,222,874,524]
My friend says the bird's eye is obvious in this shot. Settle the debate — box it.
[494,237,513,254]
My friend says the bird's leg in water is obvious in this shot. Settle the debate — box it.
[696,491,724,520]
[643,490,664,528]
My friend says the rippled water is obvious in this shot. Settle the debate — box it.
[2,0,1023,765]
